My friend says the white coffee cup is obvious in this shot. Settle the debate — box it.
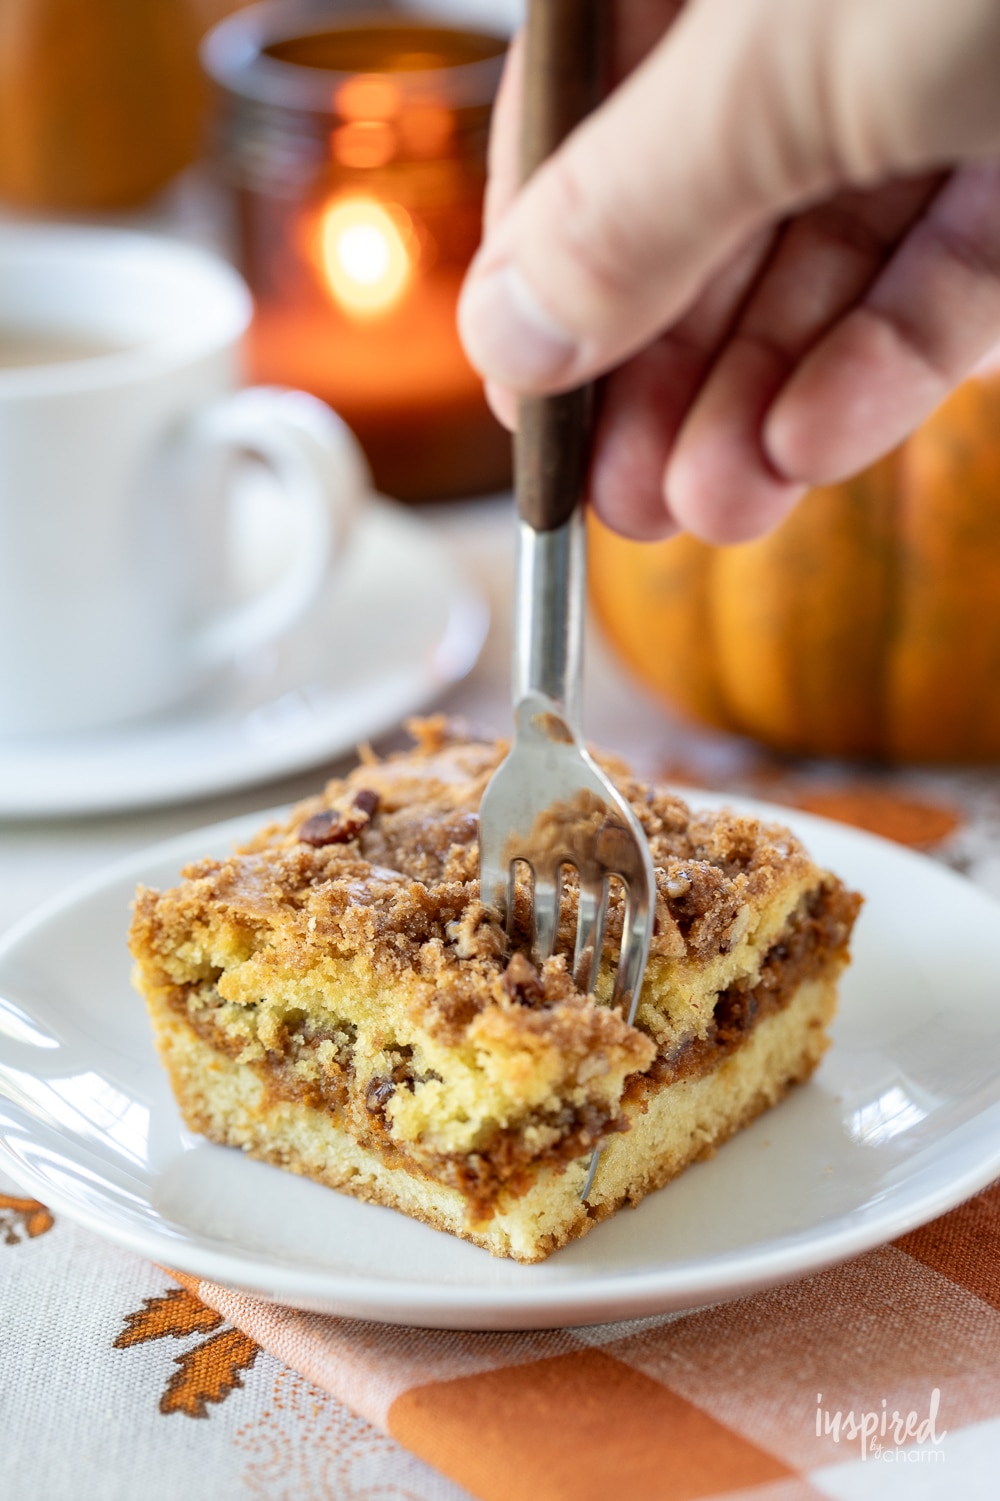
[0,226,369,738]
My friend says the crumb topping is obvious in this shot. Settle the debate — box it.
[172,716,815,992]
[132,718,825,1056]
[130,717,858,1213]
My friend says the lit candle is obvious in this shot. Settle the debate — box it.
[317,196,412,316]
[204,8,511,502]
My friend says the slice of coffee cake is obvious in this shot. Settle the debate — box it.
[129,719,860,1262]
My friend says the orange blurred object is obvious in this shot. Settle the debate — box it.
[791,788,961,849]
[203,6,511,501]
[0,0,204,209]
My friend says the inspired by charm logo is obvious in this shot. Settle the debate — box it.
[816,1390,947,1462]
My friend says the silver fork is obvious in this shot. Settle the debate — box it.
[478,0,656,1203]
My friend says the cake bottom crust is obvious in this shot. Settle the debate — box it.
[147,973,836,1263]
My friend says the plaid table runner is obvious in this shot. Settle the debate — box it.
[3,1170,996,1499]
[166,1180,1000,1499]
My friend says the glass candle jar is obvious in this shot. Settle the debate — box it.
[203,2,511,502]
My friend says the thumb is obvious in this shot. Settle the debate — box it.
[458,0,1000,396]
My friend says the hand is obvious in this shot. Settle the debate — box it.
[458,0,1000,543]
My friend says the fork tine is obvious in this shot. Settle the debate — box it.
[580,1148,601,1202]
[479,844,510,928]
[530,863,563,964]
[503,861,520,947]
[573,877,607,994]
[611,879,650,1024]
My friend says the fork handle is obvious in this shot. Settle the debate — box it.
[515,0,601,534]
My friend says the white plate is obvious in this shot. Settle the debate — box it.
[0,498,488,817]
[2,794,1000,1330]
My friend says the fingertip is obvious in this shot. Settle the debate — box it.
[760,332,878,485]
[485,380,518,430]
[458,260,579,389]
[588,371,681,541]
[665,438,805,545]
[662,337,805,543]
[763,396,845,486]
[589,482,680,542]
[761,316,939,485]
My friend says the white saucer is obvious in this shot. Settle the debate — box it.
[2,793,1000,1330]
[0,498,488,818]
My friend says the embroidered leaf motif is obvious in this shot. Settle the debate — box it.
[160,1326,260,1418]
[115,1283,260,1418]
[0,1193,54,1245]
[114,1286,223,1348]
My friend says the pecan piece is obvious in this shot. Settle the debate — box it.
[502,951,546,1007]
[365,1077,395,1114]
[352,787,380,818]
[298,789,380,847]
[298,810,346,846]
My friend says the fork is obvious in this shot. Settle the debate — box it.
[477,0,656,1202]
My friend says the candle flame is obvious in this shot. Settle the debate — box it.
[318,197,412,316]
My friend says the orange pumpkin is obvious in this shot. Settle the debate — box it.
[590,372,1000,762]
[0,0,204,210]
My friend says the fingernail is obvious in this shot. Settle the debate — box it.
[459,263,578,386]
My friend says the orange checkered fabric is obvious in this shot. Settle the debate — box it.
[169,1179,1000,1500]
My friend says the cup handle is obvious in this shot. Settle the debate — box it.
[175,386,370,668]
